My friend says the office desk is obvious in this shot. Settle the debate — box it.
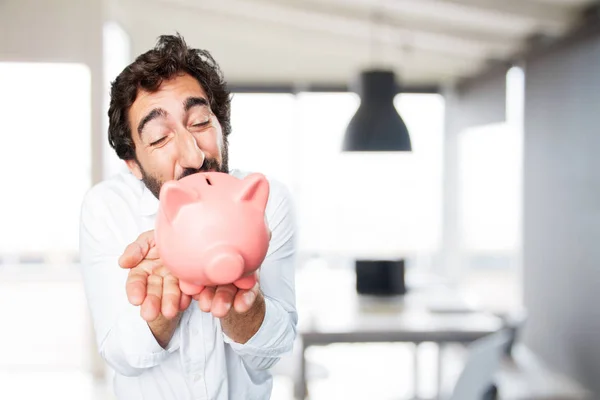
[294,266,504,399]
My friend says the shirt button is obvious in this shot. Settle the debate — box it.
[191,328,199,335]
[194,373,202,382]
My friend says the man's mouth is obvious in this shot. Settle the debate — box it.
[178,165,219,180]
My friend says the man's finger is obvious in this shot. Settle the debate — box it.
[119,230,156,269]
[180,294,192,311]
[161,273,181,320]
[146,242,160,260]
[126,268,149,306]
[233,282,260,314]
[212,284,237,318]
[119,242,146,269]
[141,274,162,322]
[197,286,216,313]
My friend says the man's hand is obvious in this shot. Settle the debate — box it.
[120,222,271,344]
[192,222,271,343]
[194,278,261,318]
[194,223,270,320]
[119,230,191,347]
[195,280,266,344]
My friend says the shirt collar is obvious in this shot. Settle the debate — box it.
[139,184,160,217]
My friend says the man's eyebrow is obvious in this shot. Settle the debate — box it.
[184,96,208,112]
[137,108,167,138]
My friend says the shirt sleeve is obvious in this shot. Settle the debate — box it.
[222,179,298,370]
[79,186,180,377]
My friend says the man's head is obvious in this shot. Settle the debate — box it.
[108,34,231,199]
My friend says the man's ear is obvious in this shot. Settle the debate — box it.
[126,159,143,180]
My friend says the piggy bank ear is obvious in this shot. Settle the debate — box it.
[238,173,269,211]
[159,181,198,223]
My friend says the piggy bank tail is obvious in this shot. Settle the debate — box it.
[205,244,245,285]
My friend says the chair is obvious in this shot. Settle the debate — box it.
[447,329,511,400]
[498,309,528,357]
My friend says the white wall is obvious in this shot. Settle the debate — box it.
[523,30,600,396]
[0,0,105,185]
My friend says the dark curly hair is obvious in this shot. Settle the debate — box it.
[108,34,231,161]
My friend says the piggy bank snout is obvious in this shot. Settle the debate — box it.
[203,244,245,285]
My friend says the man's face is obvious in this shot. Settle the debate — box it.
[126,73,228,198]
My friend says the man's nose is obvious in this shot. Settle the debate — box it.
[176,130,205,169]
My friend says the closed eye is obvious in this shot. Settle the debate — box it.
[192,121,210,128]
[150,137,168,146]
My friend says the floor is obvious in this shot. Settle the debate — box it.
[0,346,447,400]
[0,264,517,400]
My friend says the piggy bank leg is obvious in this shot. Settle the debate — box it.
[233,273,258,290]
[179,281,204,296]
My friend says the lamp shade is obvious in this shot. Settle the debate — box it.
[343,70,412,151]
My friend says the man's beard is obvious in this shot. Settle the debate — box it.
[140,142,229,199]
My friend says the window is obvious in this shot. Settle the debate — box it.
[0,62,91,260]
[228,92,444,260]
[458,67,524,257]
[228,93,296,187]
[456,66,525,311]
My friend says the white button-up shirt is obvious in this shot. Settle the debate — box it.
[79,169,297,400]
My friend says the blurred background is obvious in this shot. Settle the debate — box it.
[1,0,600,399]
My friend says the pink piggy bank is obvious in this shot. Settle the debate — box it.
[154,172,270,296]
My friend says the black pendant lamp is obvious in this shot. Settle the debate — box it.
[342,69,412,151]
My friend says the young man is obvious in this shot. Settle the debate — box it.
[79,34,297,400]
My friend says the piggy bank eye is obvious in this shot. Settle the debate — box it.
[206,177,212,186]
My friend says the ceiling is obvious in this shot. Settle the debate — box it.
[109,0,597,89]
